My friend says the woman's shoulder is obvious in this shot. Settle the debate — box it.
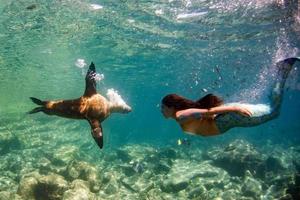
[175,109,203,123]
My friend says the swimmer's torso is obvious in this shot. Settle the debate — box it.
[179,117,220,136]
[45,94,110,121]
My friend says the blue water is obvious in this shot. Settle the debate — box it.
[0,0,300,199]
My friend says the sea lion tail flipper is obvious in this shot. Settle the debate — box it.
[30,97,46,105]
[27,107,43,114]
[28,97,47,114]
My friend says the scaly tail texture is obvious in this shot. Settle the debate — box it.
[274,57,300,94]
[281,57,300,65]
[276,57,300,80]
[269,57,300,114]
[28,97,46,114]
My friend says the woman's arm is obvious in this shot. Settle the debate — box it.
[208,106,252,116]
[175,106,252,122]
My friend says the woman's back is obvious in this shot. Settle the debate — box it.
[179,116,220,136]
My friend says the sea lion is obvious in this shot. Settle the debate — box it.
[28,62,131,149]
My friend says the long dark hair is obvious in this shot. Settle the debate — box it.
[161,93,223,111]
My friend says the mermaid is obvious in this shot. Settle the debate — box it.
[161,57,299,136]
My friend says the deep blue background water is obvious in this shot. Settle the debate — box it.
[0,0,299,151]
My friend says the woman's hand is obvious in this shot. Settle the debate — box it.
[237,107,252,117]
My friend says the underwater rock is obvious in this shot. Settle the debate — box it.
[284,173,300,200]
[292,146,300,173]
[161,160,227,193]
[161,179,188,193]
[260,185,279,200]
[187,185,206,199]
[18,172,68,200]
[294,160,300,173]
[0,130,22,154]
[101,146,137,164]
[36,173,68,200]
[66,161,81,179]
[121,144,157,161]
[266,172,295,190]
[0,191,22,200]
[114,145,176,176]
[102,167,153,195]
[100,171,113,185]
[143,147,177,168]
[66,160,100,192]
[278,194,294,200]
[118,170,156,194]
[102,151,119,163]
[3,138,299,199]
[63,179,97,200]
[119,159,146,176]
[265,156,286,173]
[1,153,24,176]
[144,148,178,175]
[119,178,138,193]
[17,171,40,199]
[264,148,294,174]
[121,160,146,176]
[119,164,136,177]
[115,149,132,162]
[37,156,66,175]
[157,148,177,159]
[103,183,118,195]
[52,145,79,166]
[140,181,155,194]
[206,139,265,177]
[152,161,171,174]
[221,189,240,200]
[37,157,51,168]
[0,175,17,192]
[241,175,262,199]
[98,170,121,195]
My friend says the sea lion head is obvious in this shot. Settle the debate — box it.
[115,103,132,113]
[106,89,132,113]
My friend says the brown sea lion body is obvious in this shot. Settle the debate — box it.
[29,63,131,149]
[44,95,110,120]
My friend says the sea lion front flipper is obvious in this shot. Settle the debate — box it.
[84,62,97,97]
[88,119,103,149]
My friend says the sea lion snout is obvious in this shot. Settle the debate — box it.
[121,104,132,113]
[124,105,132,113]
[110,101,132,113]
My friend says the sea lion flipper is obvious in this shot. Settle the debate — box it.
[84,62,97,97]
[92,127,103,149]
[88,119,103,149]
[28,107,43,114]
[28,97,47,114]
